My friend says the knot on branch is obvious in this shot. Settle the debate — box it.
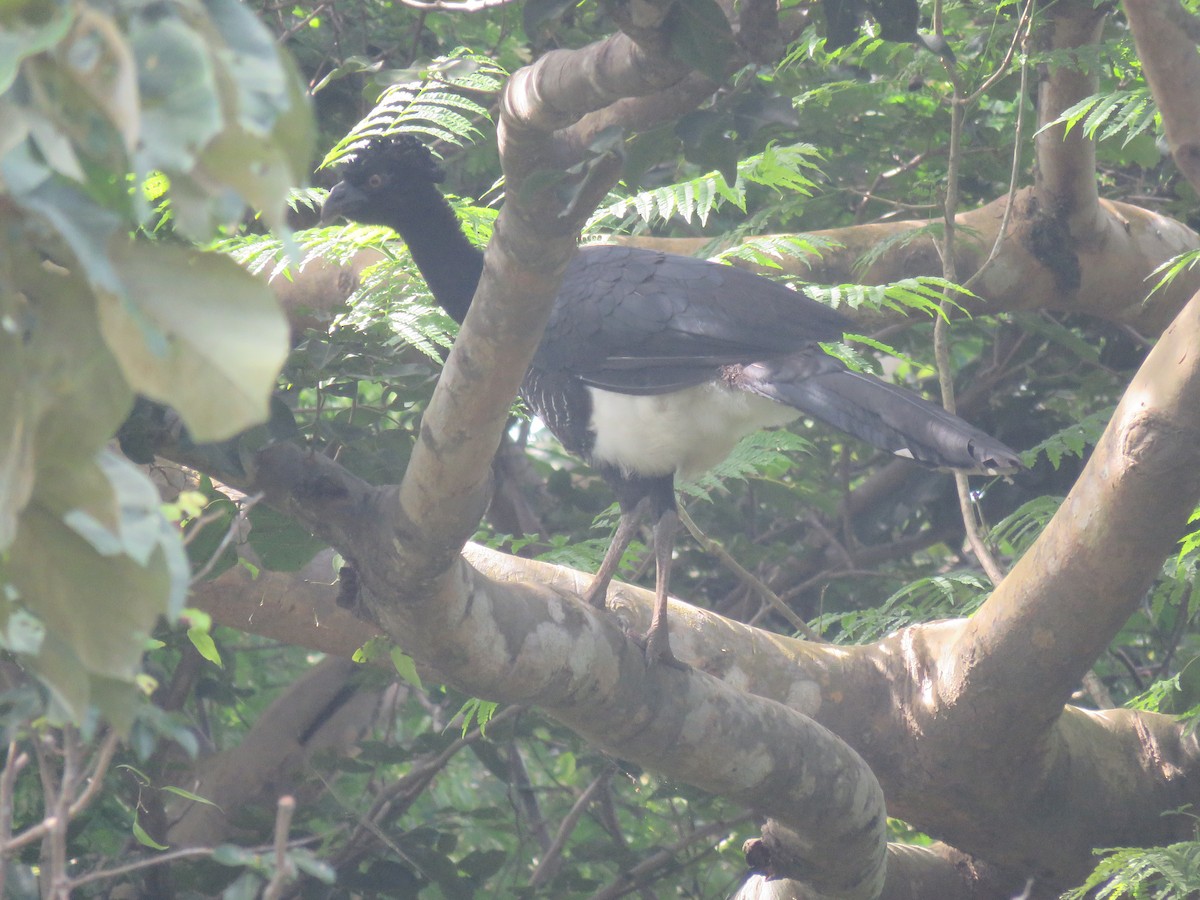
[252,443,376,541]
[1121,412,1200,473]
[742,822,818,883]
[1023,196,1082,294]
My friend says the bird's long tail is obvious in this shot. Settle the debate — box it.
[740,354,1023,474]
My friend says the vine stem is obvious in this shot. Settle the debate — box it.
[932,0,1032,588]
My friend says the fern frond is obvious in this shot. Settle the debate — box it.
[814,572,991,643]
[989,496,1063,557]
[712,233,839,269]
[323,50,507,166]
[678,430,814,500]
[1063,842,1200,900]
[1040,88,1159,147]
[802,276,972,319]
[1023,407,1112,470]
[589,142,823,230]
[1148,249,1200,298]
[342,260,458,361]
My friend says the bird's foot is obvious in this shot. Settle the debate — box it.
[634,626,689,671]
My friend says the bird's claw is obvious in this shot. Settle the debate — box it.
[635,627,689,671]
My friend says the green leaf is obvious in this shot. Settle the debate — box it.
[187,626,223,668]
[132,812,169,850]
[98,240,289,442]
[0,608,45,656]
[0,254,128,553]
[291,850,337,883]
[2,145,124,294]
[390,648,423,690]
[197,128,298,236]
[212,844,259,867]
[205,0,290,135]
[161,785,221,809]
[456,698,498,737]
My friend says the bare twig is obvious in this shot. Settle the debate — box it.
[262,795,297,900]
[43,727,79,900]
[65,847,217,889]
[190,492,263,583]
[0,743,29,897]
[962,0,1034,296]
[2,730,120,855]
[586,814,753,900]
[931,0,1034,588]
[336,705,524,868]
[529,769,612,887]
[677,505,823,641]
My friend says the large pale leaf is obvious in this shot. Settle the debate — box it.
[0,0,73,94]
[0,250,132,547]
[7,449,188,721]
[99,240,288,442]
[130,13,222,172]
[9,504,169,689]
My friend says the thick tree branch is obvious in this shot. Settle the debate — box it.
[189,498,1200,891]
[167,658,383,848]
[617,193,1200,333]
[1123,0,1200,194]
[1032,0,1106,230]
[949,288,1200,733]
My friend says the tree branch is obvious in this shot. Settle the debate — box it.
[948,288,1200,730]
[1123,0,1200,195]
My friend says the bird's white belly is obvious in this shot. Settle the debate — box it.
[587,383,799,479]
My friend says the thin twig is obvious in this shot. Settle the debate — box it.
[0,743,29,897]
[45,727,79,900]
[529,769,612,887]
[586,814,753,900]
[932,2,1024,588]
[335,705,524,869]
[2,730,120,854]
[190,493,263,583]
[262,795,297,900]
[962,0,1035,294]
[65,847,217,889]
[677,505,823,641]
[277,1,331,42]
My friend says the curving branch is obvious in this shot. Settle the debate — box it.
[1123,0,1200,194]
[949,289,1200,729]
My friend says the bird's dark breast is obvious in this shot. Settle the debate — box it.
[521,368,596,457]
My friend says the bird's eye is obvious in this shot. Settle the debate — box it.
[367,174,383,188]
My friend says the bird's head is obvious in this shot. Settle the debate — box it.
[320,135,446,228]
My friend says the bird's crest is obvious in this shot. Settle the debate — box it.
[342,134,446,185]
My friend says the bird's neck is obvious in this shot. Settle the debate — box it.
[393,192,483,324]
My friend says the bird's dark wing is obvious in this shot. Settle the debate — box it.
[533,246,851,394]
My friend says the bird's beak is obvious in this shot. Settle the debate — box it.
[319,180,363,225]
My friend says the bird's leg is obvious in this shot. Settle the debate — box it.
[581,497,649,609]
[641,506,687,670]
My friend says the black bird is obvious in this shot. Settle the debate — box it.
[321,135,1022,667]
